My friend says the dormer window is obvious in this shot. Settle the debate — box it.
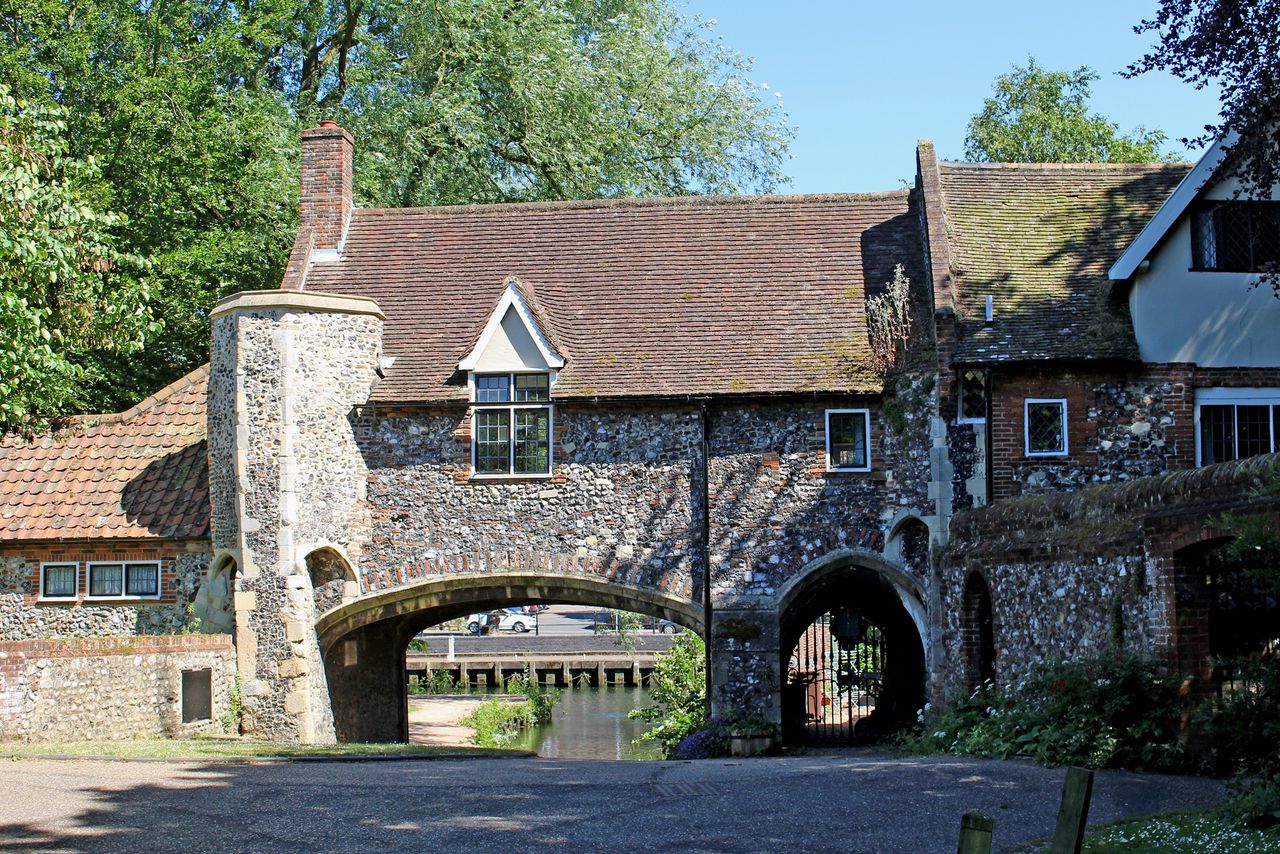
[472,373,552,476]
[1192,202,1280,272]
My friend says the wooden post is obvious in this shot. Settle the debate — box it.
[956,812,993,854]
[1050,767,1095,854]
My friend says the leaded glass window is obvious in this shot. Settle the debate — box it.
[958,369,987,422]
[472,373,553,476]
[1025,400,1067,456]
[826,410,870,471]
[1192,202,1280,273]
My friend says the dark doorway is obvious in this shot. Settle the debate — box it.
[780,563,925,745]
[961,571,997,691]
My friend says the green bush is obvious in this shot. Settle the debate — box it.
[630,630,707,757]
[458,670,559,747]
[907,654,1186,771]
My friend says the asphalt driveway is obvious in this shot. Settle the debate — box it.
[0,753,1224,853]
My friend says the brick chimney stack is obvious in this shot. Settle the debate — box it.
[299,120,354,252]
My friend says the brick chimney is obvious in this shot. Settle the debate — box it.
[299,120,354,252]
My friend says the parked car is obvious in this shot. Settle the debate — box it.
[466,610,536,634]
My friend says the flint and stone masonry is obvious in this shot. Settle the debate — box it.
[208,289,383,743]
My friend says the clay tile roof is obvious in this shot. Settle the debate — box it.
[304,192,925,402]
[937,161,1191,364]
[0,367,210,542]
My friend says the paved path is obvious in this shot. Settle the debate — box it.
[0,754,1222,853]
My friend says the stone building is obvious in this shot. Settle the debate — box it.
[1,121,1277,745]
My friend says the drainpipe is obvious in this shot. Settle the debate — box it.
[983,369,994,505]
[699,400,713,717]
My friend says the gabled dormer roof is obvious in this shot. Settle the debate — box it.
[1108,133,1237,281]
[457,276,566,371]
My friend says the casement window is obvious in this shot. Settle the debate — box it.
[1192,202,1280,272]
[1196,388,1280,466]
[957,369,988,423]
[826,409,871,472]
[471,373,553,476]
[86,561,161,600]
[1025,399,1068,457]
[39,562,78,600]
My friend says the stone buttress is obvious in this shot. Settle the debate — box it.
[208,290,383,743]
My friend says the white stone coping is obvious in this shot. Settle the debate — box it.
[211,289,385,320]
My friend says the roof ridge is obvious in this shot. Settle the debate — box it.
[69,364,210,429]
[939,160,1194,171]
[355,190,912,217]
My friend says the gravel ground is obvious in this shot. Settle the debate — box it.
[0,752,1224,853]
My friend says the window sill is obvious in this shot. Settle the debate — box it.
[466,473,555,483]
[825,466,872,474]
[36,597,78,605]
[1022,453,1069,460]
[83,597,163,603]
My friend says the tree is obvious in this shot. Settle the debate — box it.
[1127,0,1280,292]
[965,58,1170,163]
[0,87,157,429]
[0,0,790,416]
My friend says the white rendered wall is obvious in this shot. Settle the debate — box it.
[473,306,551,371]
[1129,177,1280,368]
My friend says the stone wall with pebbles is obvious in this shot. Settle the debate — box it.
[208,293,383,743]
[355,388,937,725]
[357,405,702,602]
[937,453,1280,701]
[0,634,235,742]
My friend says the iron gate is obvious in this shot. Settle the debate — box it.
[785,609,887,743]
[1206,546,1280,698]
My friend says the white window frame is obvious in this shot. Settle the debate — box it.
[38,562,79,601]
[825,408,872,473]
[1194,387,1280,466]
[468,371,555,479]
[1024,398,1069,457]
[85,561,162,601]
[957,369,988,425]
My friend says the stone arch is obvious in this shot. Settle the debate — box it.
[960,570,996,691]
[777,549,927,744]
[883,514,932,577]
[302,545,358,617]
[190,552,238,635]
[314,570,703,743]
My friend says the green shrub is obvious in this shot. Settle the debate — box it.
[630,630,707,757]
[458,669,559,747]
[907,654,1186,771]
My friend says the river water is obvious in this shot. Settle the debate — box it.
[511,686,663,760]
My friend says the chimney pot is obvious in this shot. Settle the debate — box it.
[319,119,337,127]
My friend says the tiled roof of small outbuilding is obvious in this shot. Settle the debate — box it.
[305,192,925,402]
[0,367,210,541]
[936,161,1191,364]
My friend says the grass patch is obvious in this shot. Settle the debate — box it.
[459,673,559,747]
[0,738,524,761]
[1067,812,1280,853]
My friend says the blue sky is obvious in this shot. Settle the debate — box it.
[683,1,1223,193]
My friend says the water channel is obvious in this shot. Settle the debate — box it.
[511,686,663,760]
